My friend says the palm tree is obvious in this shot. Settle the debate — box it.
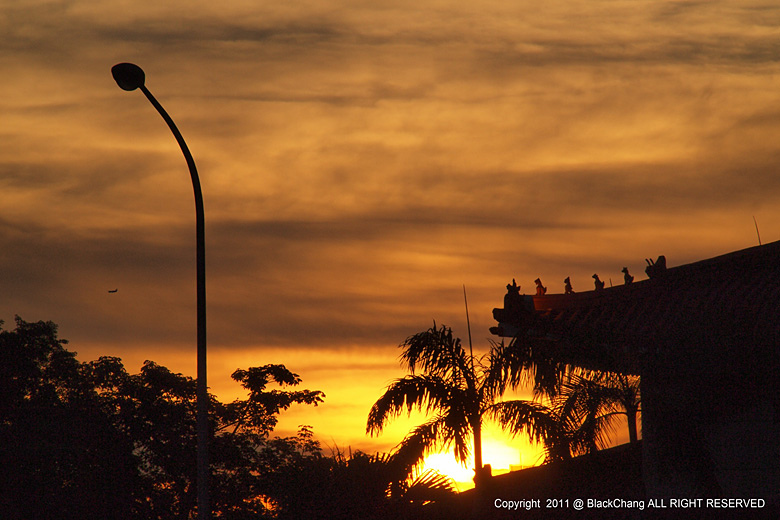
[367,322,641,487]
[492,331,641,455]
[366,323,556,488]
[559,371,641,444]
[489,371,640,462]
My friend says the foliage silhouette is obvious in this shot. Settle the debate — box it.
[367,322,559,488]
[0,317,137,519]
[490,339,641,461]
[0,316,341,520]
[1,316,460,519]
[559,371,641,445]
[0,315,639,518]
[367,321,642,486]
[266,441,457,520]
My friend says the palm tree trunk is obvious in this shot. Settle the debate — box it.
[472,415,484,488]
[627,405,639,443]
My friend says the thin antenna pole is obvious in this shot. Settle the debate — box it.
[463,284,474,360]
[462,284,483,488]
[753,215,762,245]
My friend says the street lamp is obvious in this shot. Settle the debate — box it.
[111,62,209,519]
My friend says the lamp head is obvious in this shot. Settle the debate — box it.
[112,63,145,91]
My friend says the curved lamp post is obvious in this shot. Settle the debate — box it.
[111,63,209,519]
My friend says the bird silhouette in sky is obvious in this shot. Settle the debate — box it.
[108,289,118,293]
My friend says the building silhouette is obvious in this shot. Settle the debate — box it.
[489,241,780,509]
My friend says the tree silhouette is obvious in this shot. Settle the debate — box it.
[489,383,608,463]
[0,316,327,520]
[266,441,457,520]
[367,322,556,488]
[558,371,641,444]
[490,338,641,462]
[0,317,137,520]
[366,321,642,488]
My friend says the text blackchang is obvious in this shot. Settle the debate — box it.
[588,498,766,510]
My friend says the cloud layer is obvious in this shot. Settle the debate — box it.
[2,0,780,463]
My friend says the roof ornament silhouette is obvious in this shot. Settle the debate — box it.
[593,273,605,291]
[645,255,667,279]
[503,278,523,313]
[534,278,547,296]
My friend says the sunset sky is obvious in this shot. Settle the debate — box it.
[3,0,780,488]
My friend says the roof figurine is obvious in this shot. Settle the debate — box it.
[534,278,547,296]
[564,276,575,295]
[503,278,523,313]
[622,267,634,285]
[645,255,667,279]
[592,273,605,291]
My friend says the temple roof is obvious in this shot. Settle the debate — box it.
[492,240,780,374]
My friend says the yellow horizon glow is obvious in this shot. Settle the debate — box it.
[422,434,546,491]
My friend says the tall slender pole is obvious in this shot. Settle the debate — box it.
[111,63,209,519]
[463,284,474,360]
[753,215,762,246]
[462,285,483,487]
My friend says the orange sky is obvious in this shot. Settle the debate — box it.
[2,0,780,486]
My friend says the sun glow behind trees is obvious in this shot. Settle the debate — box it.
[423,431,545,491]
[420,411,637,490]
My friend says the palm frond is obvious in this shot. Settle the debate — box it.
[400,323,473,386]
[487,399,559,446]
[498,335,573,399]
[396,414,470,472]
[366,375,469,435]
[559,372,640,425]
[404,469,458,503]
[482,338,510,399]
[549,371,641,457]
[567,412,618,456]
